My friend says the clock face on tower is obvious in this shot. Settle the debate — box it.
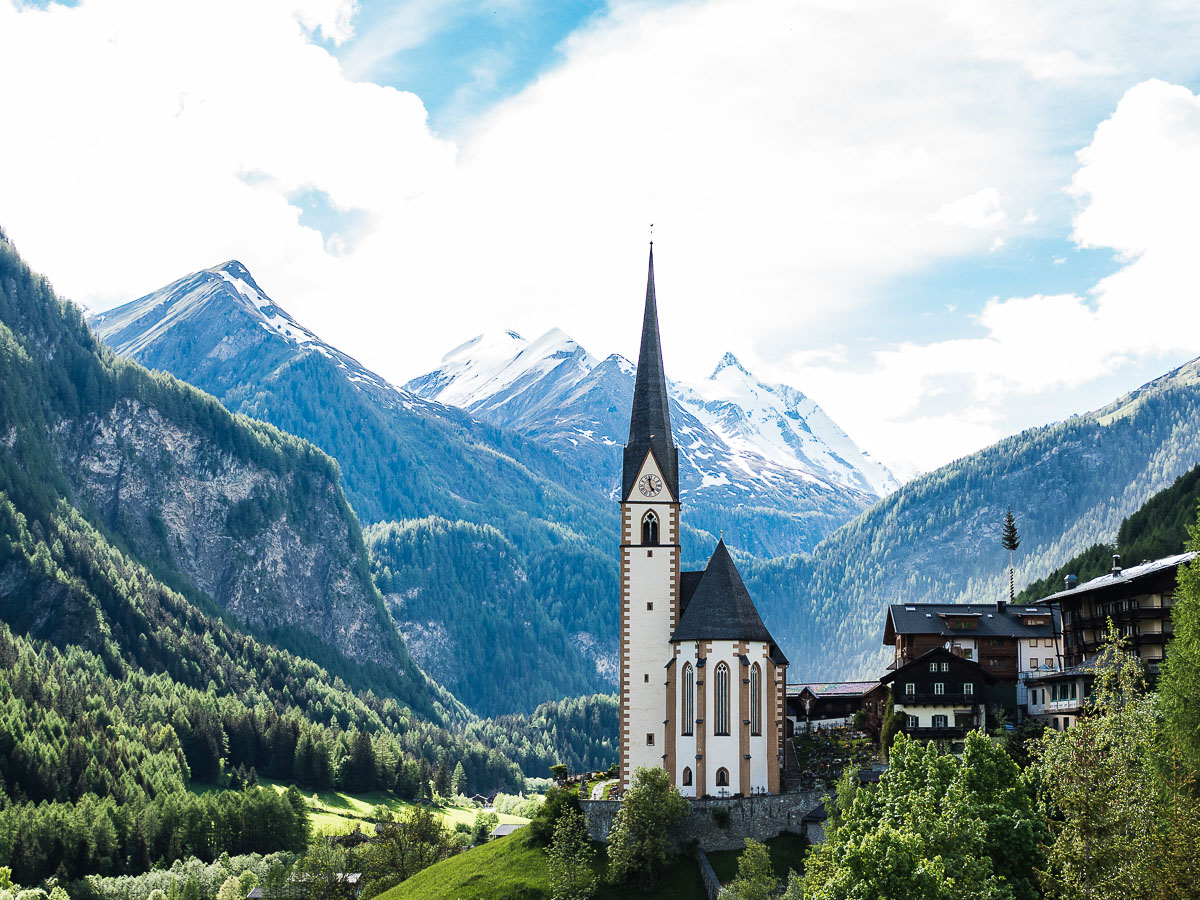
[638,473,663,497]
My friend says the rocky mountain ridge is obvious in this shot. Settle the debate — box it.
[1,236,446,722]
[90,262,623,715]
[408,327,898,556]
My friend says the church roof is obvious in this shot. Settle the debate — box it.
[672,541,783,659]
[679,570,704,617]
[623,245,679,500]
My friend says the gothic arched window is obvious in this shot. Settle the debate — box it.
[714,662,731,736]
[642,510,659,546]
[750,663,762,736]
[716,767,729,787]
[682,663,694,736]
[682,766,692,786]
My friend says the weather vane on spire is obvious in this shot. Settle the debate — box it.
[650,222,654,247]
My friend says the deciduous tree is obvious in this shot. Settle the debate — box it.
[547,807,596,900]
[606,766,688,891]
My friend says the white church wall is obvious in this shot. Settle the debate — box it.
[749,643,771,793]
[623,538,675,785]
[701,639,743,796]
[621,452,678,789]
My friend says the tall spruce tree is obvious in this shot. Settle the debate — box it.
[1002,507,1022,603]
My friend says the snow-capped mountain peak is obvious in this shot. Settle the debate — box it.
[411,327,597,412]
[711,351,752,379]
[408,329,900,530]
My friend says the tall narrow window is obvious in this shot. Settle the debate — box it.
[716,767,729,787]
[642,510,659,545]
[682,663,694,736]
[682,767,692,786]
[714,662,731,735]
[750,663,762,735]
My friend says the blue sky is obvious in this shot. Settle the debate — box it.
[2,0,1200,475]
[332,0,608,133]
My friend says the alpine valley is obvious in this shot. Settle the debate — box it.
[0,228,632,884]
[90,261,898,711]
[89,259,1200,694]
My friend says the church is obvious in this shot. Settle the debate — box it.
[619,246,789,797]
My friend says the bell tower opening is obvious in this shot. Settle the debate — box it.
[642,510,660,545]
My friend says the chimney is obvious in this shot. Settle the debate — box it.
[1112,554,1122,576]
[997,600,1007,614]
[1065,574,1078,590]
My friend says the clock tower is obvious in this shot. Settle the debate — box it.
[619,244,681,790]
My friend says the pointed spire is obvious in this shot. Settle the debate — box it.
[623,244,679,499]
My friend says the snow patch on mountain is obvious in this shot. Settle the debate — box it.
[676,352,899,496]
[408,329,898,503]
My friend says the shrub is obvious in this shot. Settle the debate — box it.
[529,786,582,846]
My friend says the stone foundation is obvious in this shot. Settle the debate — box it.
[581,790,825,852]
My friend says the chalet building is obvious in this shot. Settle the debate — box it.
[618,246,789,797]
[1035,551,1197,676]
[880,647,996,747]
[882,600,1059,711]
[1024,661,1090,730]
[786,681,888,733]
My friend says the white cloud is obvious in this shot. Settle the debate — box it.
[936,188,1007,229]
[2,0,1200,479]
[778,79,1200,473]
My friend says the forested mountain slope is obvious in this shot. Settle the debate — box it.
[0,231,598,882]
[745,356,1200,680]
[91,263,617,714]
[1,245,433,714]
[1017,462,1200,603]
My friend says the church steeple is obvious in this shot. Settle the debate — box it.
[623,244,679,500]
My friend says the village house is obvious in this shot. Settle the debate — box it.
[785,681,888,734]
[1019,549,1197,730]
[882,599,1059,713]
[879,647,996,748]
[1035,551,1196,675]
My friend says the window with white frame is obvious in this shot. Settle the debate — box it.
[963,682,974,695]
[934,682,945,695]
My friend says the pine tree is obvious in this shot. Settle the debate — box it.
[1002,507,1022,603]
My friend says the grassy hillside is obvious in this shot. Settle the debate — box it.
[193,778,530,834]
[0,233,591,884]
[378,828,706,900]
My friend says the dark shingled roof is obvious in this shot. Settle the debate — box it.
[883,602,1058,644]
[679,570,704,617]
[879,646,997,686]
[1035,551,1196,605]
[672,541,781,655]
[623,245,679,500]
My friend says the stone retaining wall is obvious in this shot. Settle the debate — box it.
[581,790,824,853]
[695,849,722,899]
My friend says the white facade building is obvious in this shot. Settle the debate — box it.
[619,247,788,795]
